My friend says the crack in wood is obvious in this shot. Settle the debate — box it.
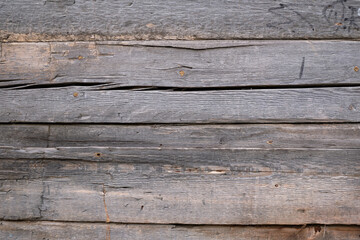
[102,185,110,223]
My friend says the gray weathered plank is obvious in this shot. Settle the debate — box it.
[1,0,360,41]
[1,41,360,88]
[1,221,360,240]
[0,87,359,123]
[0,149,359,224]
[1,124,359,149]
[1,148,360,175]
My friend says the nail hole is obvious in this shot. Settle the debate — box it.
[95,153,101,157]
[354,66,359,72]
[73,92,79,97]
[78,55,84,60]
[179,70,185,76]
[314,226,321,233]
[275,184,279,187]
[267,140,273,144]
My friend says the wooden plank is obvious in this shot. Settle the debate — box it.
[1,0,360,41]
[1,221,360,240]
[0,149,359,224]
[1,41,360,88]
[1,124,359,149]
[0,125,49,147]
[1,148,360,175]
[0,87,359,123]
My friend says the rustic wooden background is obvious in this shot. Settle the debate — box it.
[1,0,360,239]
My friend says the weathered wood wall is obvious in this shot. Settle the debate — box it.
[1,0,360,239]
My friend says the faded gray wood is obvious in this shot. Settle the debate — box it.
[1,147,360,175]
[0,149,359,224]
[1,221,360,240]
[1,1,360,41]
[0,125,49,147]
[1,41,360,88]
[1,124,359,149]
[0,87,359,123]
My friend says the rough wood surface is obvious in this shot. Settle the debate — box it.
[1,124,359,149]
[1,0,360,41]
[0,149,359,224]
[0,87,359,123]
[1,221,360,240]
[1,41,360,88]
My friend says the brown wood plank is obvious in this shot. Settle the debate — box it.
[1,41,360,88]
[1,221,360,240]
[1,1,360,41]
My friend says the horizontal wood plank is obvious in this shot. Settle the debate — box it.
[0,149,359,224]
[1,124,359,149]
[1,148,360,175]
[0,87,359,123]
[1,41,360,88]
[1,221,360,240]
[1,1,360,41]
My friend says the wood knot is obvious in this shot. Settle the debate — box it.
[78,55,84,60]
[267,140,273,144]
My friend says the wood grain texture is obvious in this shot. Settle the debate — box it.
[1,41,360,88]
[1,0,360,41]
[0,87,359,123]
[1,124,359,149]
[0,149,359,224]
[1,221,360,240]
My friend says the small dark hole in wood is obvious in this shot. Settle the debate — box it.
[275,184,279,187]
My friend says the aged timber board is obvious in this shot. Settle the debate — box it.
[1,41,360,88]
[1,221,360,240]
[1,0,360,41]
[0,87,359,123]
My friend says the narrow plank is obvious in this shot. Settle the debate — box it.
[48,124,360,149]
[1,41,360,88]
[1,0,360,41]
[1,221,360,240]
[1,148,360,175]
[2,124,359,149]
[0,87,359,123]
[0,150,359,224]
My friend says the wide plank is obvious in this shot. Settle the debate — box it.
[1,0,360,41]
[1,124,359,149]
[0,149,359,224]
[0,87,359,123]
[1,221,360,240]
[1,41,360,88]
